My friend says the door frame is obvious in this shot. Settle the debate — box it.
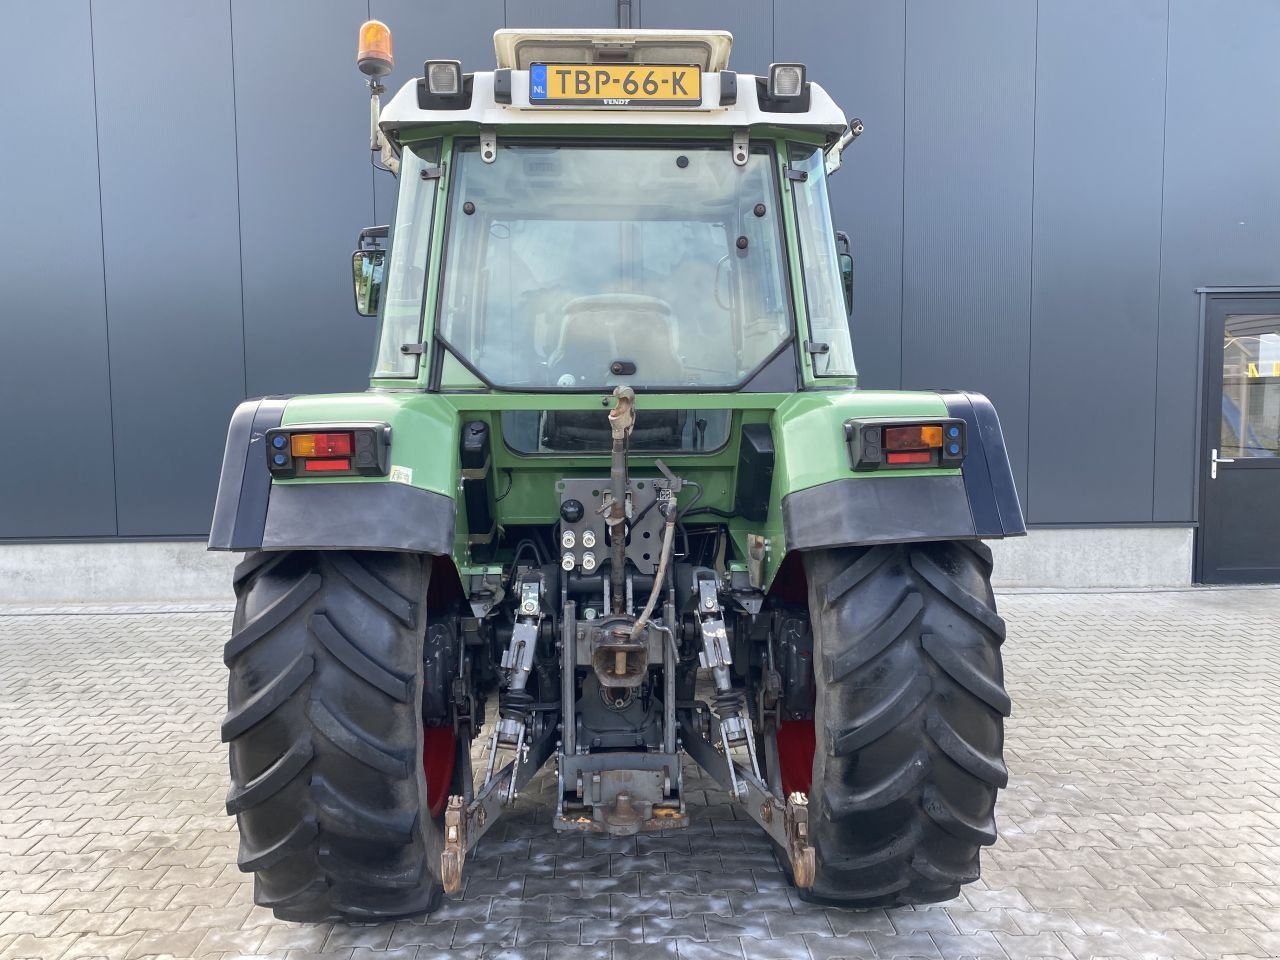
[1194,286,1280,583]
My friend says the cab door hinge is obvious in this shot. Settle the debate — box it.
[732,128,749,166]
[480,128,497,164]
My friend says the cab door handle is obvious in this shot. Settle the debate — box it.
[1211,448,1236,479]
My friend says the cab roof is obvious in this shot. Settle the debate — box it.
[379,28,848,142]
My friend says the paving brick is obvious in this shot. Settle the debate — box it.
[2,592,1280,960]
[514,918,580,946]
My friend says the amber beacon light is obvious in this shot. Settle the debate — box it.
[357,20,394,77]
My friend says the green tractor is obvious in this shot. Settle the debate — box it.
[210,23,1023,923]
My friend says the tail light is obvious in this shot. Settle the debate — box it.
[845,418,966,471]
[266,424,390,478]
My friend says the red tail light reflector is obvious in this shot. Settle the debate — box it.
[291,432,354,457]
[303,458,353,472]
[885,451,932,465]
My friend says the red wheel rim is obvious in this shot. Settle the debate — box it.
[777,719,815,797]
[423,725,457,818]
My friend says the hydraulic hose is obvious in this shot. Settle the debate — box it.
[632,515,675,639]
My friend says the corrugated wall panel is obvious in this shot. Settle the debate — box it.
[234,0,376,399]
[0,2,117,538]
[505,0,619,28]
[1027,0,1167,523]
[1155,0,1280,521]
[776,0,905,389]
[901,0,1036,499]
[640,0,772,74]
[92,0,246,535]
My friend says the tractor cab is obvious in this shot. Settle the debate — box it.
[355,27,859,405]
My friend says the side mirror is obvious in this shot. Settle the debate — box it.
[352,250,385,316]
[835,230,854,315]
[352,225,389,317]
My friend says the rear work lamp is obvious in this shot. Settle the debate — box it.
[418,59,470,110]
[266,424,391,478]
[426,60,462,96]
[844,418,967,471]
[768,63,806,100]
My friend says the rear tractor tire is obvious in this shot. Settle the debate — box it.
[799,540,1010,908]
[222,550,452,922]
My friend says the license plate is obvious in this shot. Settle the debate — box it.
[529,64,702,106]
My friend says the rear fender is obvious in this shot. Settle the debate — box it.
[208,395,458,555]
[776,390,1025,553]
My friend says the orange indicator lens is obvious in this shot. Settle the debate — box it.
[291,432,354,458]
[883,425,943,450]
[303,458,352,473]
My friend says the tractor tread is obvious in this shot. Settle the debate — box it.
[329,552,416,626]
[313,774,418,843]
[921,784,998,847]
[220,653,314,741]
[910,550,1006,639]
[225,735,314,815]
[823,591,922,683]
[224,550,442,922]
[925,712,1010,787]
[801,540,1007,909]
[224,573,321,663]
[822,749,929,816]
[921,633,1012,717]
[827,674,929,756]
[822,544,892,609]
[238,816,319,872]
[307,697,410,777]
[310,611,411,702]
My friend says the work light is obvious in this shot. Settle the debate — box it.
[425,60,463,97]
[768,63,806,100]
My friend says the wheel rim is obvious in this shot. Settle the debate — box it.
[777,719,815,797]
[423,725,457,818]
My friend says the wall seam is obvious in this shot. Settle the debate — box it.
[368,0,377,232]
[87,0,121,537]
[1024,0,1040,521]
[229,0,249,400]
[898,0,907,390]
[1151,0,1172,523]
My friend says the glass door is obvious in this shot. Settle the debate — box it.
[1198,297,1280,583]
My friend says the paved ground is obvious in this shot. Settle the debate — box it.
[1,588,1279,960]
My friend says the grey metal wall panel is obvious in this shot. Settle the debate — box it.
[901,0,1036,499]
[1027,0,1167,523]
[371,0,507,225]
[776,0,904,389]
[92,0,246,536]
[639,0,772,74]
[234,0,377,399]
[0,2,117,538]
[505,0,619,28]
[1156,0,1280,522]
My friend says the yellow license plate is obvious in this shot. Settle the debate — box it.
[529,64,701,106]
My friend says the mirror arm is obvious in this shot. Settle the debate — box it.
[824,117,865,176]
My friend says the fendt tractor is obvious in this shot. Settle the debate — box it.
[210,23,1025,922]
